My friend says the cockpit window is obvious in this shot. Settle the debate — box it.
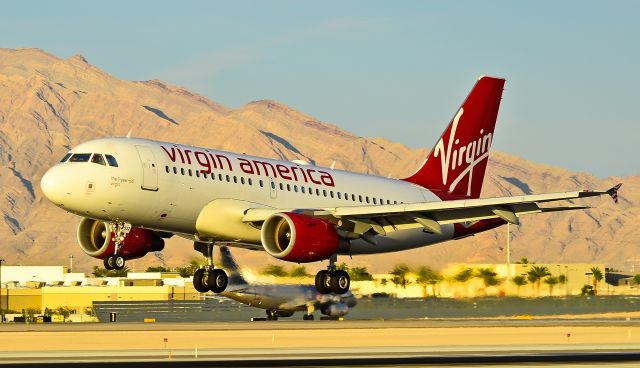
[60,153,72,162]
[105,154,118,167]
[91,154,106,166]
[69,153,91,162]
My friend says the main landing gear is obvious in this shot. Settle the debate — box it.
[315,254,350,295]
[192,242,228,293]
[103,222,131,271]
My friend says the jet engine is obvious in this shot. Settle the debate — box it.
[321,302,349,317]
[76,218,164,260]
[260,212,339,263]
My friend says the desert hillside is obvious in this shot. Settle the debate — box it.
[1,48,637,273]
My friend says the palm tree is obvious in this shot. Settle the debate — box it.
[176,259,202,277]
[289,266,310,278]
[475,268,500,294]
[544,276,559,296]
[590,267,604,295]
[452,267,474,297]
[146,266,171,272]
[262,264,288,277]
[349,267,373,281]
[516,257,531,265]
[511,275,528,295]
[632,274,640,294]
[527,266,551,296]
[390,264,411,288]
[92,265,130,277]
[415,266,442,297]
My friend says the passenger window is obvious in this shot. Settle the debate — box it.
[233,176,237,183]
[352,194,356,201]
[60,153,72,162]
[219,174,223,181]
[323,190,327,197]
[271,181,275,189]
[173,167,177,174]
[69,153,91,162]
[105,154,118,167]
[359,195,363,203]
[337,192,341,199]
[330,191,334,198]
[301,186,305,193]
[294,185,298,193]
[91,154,106,166]
[165,166,170,173]
[344,193,348,201]
[286,184,291,191]
[316,188,320,196]
[366,196,370,204]
[181,168,185,175]
[188,169,193,177]
[195,170,200,178]
[260,180,264,188]
[226,175,230,182]
[248,178,252,186]
[203,172,208,179]
[241,177,245,185]
[279,183,284,190]
[373,198,377,205]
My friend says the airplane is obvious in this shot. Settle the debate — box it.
[214,245,356,320]
[40,76,622,296]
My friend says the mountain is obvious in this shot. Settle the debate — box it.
[1,48,638,274]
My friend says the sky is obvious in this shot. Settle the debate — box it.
[2,1,638,177]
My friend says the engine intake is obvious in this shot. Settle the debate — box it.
[77,218,164,260]
[261,212,339,263]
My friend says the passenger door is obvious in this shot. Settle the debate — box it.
[136,145,158,191]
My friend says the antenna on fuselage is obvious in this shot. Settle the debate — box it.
[330,161,336,170]
[125,129,133,138]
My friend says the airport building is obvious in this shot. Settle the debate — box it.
[1,262,637,321]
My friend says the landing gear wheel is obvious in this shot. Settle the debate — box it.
[193,268,208,293]
[266,310,278,321]
[104,257,114,270]
[105,256,117,270]
[330,269,350,294]
[208,269,228,293]
[113,256,125,270]
[303,314,314,321]
[315,270,332,294]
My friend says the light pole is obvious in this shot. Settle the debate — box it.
[0,258,5,322]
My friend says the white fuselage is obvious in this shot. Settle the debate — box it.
[41,137,455,255]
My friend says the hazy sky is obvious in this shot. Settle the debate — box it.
[2,1,638,177]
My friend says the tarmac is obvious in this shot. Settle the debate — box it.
[1,319,639,366]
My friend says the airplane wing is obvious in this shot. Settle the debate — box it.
[242,184,622,236]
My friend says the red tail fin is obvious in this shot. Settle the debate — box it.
[402,76,505,199]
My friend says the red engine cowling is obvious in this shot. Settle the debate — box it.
[76,218,164,260]
[260,212,339,263]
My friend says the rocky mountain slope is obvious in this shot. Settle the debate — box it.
[1,48,637,273]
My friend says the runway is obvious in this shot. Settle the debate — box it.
[1,319,639,366]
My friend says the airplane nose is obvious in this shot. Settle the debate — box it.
[40,165,65,204]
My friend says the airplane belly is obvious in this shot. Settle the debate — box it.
[347,224,454,254]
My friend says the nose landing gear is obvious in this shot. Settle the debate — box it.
[192,242,228,293]
[104,222,131,271]
[314,254,350,295]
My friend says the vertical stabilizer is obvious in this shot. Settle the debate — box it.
[402,76,505,199]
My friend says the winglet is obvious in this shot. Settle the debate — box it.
[606,183,622,203]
